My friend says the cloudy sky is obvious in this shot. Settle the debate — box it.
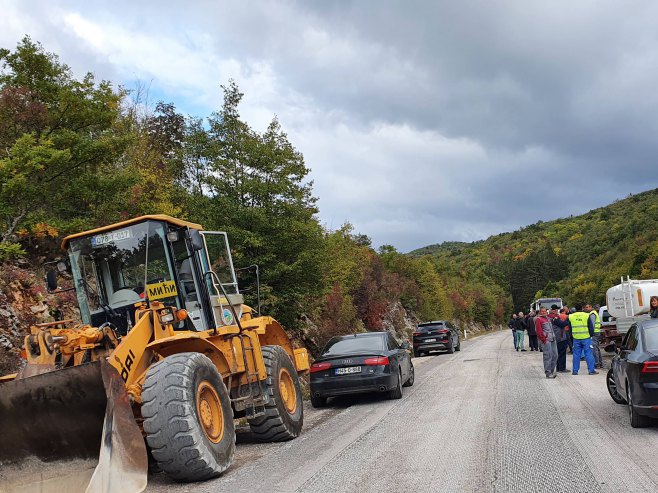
[2,1,658,251]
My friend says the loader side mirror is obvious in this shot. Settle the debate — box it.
[46,269,58,292]
[189,230,204,252]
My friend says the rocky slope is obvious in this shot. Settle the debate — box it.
[0,263,78,374]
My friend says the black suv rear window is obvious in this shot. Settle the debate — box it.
[643,325,658,352]
[322,335,384,356]
[417,323,444,332]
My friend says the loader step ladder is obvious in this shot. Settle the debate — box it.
[227,333,266,419]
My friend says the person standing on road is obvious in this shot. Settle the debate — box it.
[561,306,573,354]
[552,308,570,372]
[548,306,559,320]
[526,311,539,351]
[508,313,518,349]
[585,303,603,369]
[514,312,527,351]
[650,296,658,319]
[535,307,558,378]
[568,303,597,375]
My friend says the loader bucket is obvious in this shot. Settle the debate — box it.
[0,360,147,493]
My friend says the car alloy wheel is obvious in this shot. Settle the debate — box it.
[606,368,626,404]
[388,369,403,399]
[403,363,414,387]
[627,382,648,428]
[447,337,455,354]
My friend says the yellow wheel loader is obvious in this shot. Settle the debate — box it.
[0,215,309,492]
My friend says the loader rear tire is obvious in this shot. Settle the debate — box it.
[248,345,303,441]
[142,353,235,482]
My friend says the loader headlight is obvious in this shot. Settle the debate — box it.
[159,309,175,324]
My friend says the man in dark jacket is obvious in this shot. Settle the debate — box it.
[508,314,518,350]
[526,311,539,351]
[514,312,527,351]
[551,307,570,372]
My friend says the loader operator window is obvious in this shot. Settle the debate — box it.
[200,232,239,295]
[197,231,245,330]
[68,221,182,332]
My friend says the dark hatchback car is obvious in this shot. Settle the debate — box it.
[309,332,414,408]
[606,319,658,427]
[412,321,460,357]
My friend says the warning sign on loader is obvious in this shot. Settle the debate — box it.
[146,280,178,300]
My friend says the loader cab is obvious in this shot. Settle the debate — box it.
[62,215,243,335]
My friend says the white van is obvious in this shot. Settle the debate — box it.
[530,297,563,313]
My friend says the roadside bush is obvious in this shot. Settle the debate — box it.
[0,242,25,262]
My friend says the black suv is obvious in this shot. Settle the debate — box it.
[412,321,460,357]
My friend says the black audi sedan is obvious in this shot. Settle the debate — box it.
[412,320,460,357]
[606,319,658,427]
[309,332,414,408]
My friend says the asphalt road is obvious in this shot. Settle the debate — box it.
[147,330,658,493]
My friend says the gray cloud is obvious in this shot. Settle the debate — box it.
[2,0,658,250]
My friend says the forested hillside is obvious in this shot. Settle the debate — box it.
[413,189,658,312]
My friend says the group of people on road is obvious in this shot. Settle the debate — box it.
[507,303,603,379]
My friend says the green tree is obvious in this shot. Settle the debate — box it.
[116,100,186,218]
[195,81,324,330]
[0,36,127,238]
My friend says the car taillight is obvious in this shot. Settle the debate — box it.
[310,362,331,373]
[438,329,449,334]
[641,361,658,373]
[413,332,421,336]
[364,356,389,366]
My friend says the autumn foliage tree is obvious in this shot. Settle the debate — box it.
[0,38,131,235]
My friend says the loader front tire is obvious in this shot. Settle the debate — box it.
[248,345,303,441]
[142,352,235,482]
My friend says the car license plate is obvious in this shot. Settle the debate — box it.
[425,338,437,343]
[336,366,362,375]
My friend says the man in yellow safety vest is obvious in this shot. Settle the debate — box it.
[585,303,602,369]
[567,303,597,375]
